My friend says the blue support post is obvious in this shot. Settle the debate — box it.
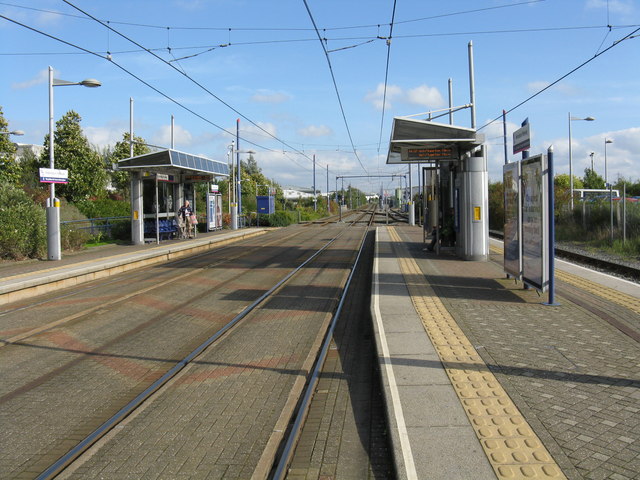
[545,145,559,306]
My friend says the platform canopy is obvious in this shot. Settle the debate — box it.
[118,149,229,177]
[387,116,484,165]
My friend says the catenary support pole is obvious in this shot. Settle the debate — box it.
[545,145,558,306]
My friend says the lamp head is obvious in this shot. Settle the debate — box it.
[605,139,613,144]
[584,117,595,121]
[80,79,101,88]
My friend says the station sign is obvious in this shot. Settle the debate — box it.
[156,173,169,182]
[513,124,531,154]
[39,168,69,184]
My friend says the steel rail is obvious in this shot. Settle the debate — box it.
[35,219,363,480]
[271,209,372,479]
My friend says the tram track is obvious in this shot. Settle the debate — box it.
[489,230,640,282]
[1,210,378,479]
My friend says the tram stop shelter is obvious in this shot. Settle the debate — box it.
[387,116,488,261]
[117,149,229,245]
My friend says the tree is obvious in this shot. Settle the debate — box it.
[488,181,504,231]
[107,132,151,196]
[582,168,605,190]
[40,110,108,203]
[554,173,584,190]
[0,106,20,186]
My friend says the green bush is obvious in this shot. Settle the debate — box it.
[75,198,130,219]
[0,182,47,259]
[61,224,90,251]
[267,211,296,227]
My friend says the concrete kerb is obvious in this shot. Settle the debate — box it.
[0,229,268,306]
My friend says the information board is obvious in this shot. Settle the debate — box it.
[503,161,521,279]
[521,155,548,291]
[404,145,458,161]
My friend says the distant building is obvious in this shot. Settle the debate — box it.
[282,185,320,200]
[15,143,44,161]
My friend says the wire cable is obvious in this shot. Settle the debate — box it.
[478,25,640,132]
[61,0,318,168]
[376,0,397,165]
[302,0,368,175]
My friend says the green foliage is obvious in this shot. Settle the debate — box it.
[554,173,583,190]
[0,106,21,186]
[266,211,297,227]
[75,198,130,219]
[488,181,504,231]
[39,110,108,202]
[582,168,605,189]
[0,182,46,259]
[60,224,90,251]
[107,132,151,195]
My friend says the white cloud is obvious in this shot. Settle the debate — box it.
[526,81,581,96]
[586,0,634,14]
[238,122,278,144]
[84,126,124,149]
[152,124,193,149]
[297,125,332,138]
[251,90,291,104]
[365,83,444,111]
[406,85,445,108]
[12,69,50,90]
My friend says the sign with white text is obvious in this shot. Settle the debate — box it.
[39,168,69,184]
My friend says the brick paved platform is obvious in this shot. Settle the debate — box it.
[372,225,639,480]
[0,228,267,306]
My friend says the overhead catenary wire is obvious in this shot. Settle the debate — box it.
[0,0,546,33]
[60,0,313,164]
[0,15,356,188]
[302,0,368,175]
[376,0,398,164]
[478,25,640,132]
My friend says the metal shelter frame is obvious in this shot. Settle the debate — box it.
[117,149,229,244]
[386,116,488,260]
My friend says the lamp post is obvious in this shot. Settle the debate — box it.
[47,66,101,260]
[604,138,613,187]
[568,113,595,210]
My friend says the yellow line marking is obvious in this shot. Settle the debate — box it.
[489,245,640,315]
[388,227,566,480]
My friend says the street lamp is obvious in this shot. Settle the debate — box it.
[604,138,613,187]
[0,130,25,136]
[568,113,595,209]
[47,65,101,260]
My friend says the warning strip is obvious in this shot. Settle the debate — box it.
[388,226,566,480]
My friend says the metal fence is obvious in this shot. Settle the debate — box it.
[60,216,130,238]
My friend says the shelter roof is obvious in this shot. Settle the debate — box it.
[387,116,484,164]
[117,149,229,176]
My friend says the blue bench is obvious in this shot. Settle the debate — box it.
[144,219,178,240]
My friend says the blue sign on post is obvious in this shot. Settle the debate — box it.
[257,195,275,214]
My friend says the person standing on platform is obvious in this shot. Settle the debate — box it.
[178,200,195,238]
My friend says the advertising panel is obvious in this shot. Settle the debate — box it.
[503,161,521,279]
[521,155,548,291]
[207,193,223,231]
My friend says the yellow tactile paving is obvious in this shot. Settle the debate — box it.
[489,244,640,315]
[387,227,567,480]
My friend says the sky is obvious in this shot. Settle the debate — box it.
[1,0,639,195]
